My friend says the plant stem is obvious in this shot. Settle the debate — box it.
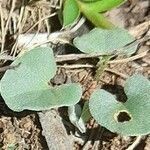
[94,55,112,81]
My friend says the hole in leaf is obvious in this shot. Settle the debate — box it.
[114,111,132,123]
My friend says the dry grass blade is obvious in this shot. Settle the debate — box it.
[11,0,26,56]
[0,0,60,58]
[1,0,16,53]
[0,54,15,61]
[126,136,144,150]
[25,12,57,34]
[0,4,5,53]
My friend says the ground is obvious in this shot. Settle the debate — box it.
[0,0,149,149]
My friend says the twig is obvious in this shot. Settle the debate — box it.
[58,64,128,79]
[104,68,128,79]
[58,64,94,69]
[108,50,148,64]
[47,18,86,45]
[55,53,112,62]
[55,50,148,63]
[0,49,147,66]
[129,20,150,39]
[126,136,143,150]
[0,66,15,72]
[0,63,20,72]
[16,19,149,50]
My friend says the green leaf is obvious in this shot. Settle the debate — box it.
[73,27,137,56]
[80,101,92,123]
[63,0,80,27]
[76,0,126,28]
[82,10,114,29]
[77,0,126,13]
[89,74,150,136]
[76,0,114,28]
[68,104,86,133]
[68,102,91,133]
[0,47,82,111]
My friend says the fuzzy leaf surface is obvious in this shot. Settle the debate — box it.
[89,74,150,136]
[1,47,82,111]
[74,27,137,56]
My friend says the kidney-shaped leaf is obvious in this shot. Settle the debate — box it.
[89,74,150,136]
[73,27,137,56]
[0,47,82,111]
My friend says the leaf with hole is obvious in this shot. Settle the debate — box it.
[0,47,82,112]
[73,27,137,56]
[63,0,80,27]
[89,74,150,136]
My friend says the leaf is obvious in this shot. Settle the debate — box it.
[89,74,150,136]
[68,102,91,133]
[77,0,126,13]
[76,0,126,28]
[0,47,82,111]
[63,0,80,27]
[81,9,114,29]
[73,27,137,56]
[68,104,86,133]
[76,0,114,29]
[80,101,92,123]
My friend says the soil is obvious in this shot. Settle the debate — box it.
[0,0,149,150]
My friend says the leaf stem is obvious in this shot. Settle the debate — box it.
[94,55,111,81]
